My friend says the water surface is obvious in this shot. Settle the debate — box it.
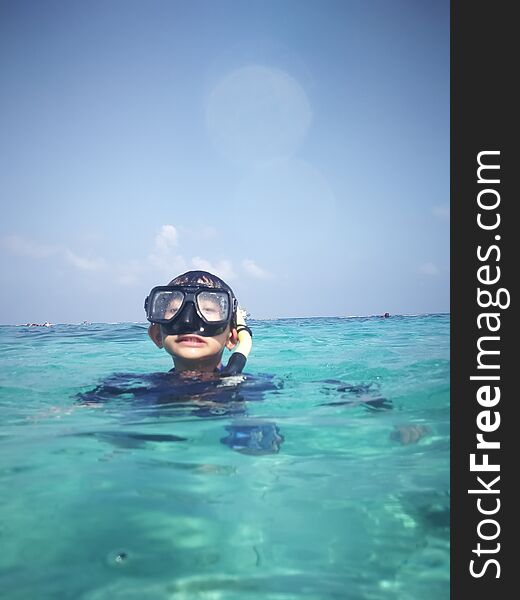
[0,315,449,599]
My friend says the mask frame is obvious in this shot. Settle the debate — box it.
[144,285,236,336]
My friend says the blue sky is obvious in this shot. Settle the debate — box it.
[0,0,449,324]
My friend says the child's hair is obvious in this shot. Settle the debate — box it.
[168,270,237,329]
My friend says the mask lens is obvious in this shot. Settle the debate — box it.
[150,290,184,321]
[197,291,229,322]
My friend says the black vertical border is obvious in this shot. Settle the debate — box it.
[452,1,516,597]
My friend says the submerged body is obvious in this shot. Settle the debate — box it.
[78,370,285,454]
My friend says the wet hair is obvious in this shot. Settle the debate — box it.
[168,270,232,290]
[168,270,237,329]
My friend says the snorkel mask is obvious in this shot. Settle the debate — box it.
[144,285,237,337]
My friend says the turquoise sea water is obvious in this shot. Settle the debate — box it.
[0,315,449,600]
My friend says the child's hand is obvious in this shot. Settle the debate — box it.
[390,424,431,445]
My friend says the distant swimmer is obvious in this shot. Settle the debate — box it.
[384,312,390,318]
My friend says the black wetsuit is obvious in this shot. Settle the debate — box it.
[77,370,285,454]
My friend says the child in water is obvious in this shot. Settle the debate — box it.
[143,269,428,445]
[142,270,284,453]
[144,270,249,376]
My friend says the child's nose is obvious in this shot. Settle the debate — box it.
[178,302,198,327]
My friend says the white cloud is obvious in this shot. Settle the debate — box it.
[64,250,107,271]
[419,262,440,276]
[146,224,187,279]
[2,235,58,258]
[242,259,272,279]
[2,228,259,290]
[2,234,106,272]
[191,257,236,281]
[432,205,450,221]
[154,224,178,252]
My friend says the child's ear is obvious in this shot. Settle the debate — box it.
[148,324,164,348]
[226,327,238,350]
